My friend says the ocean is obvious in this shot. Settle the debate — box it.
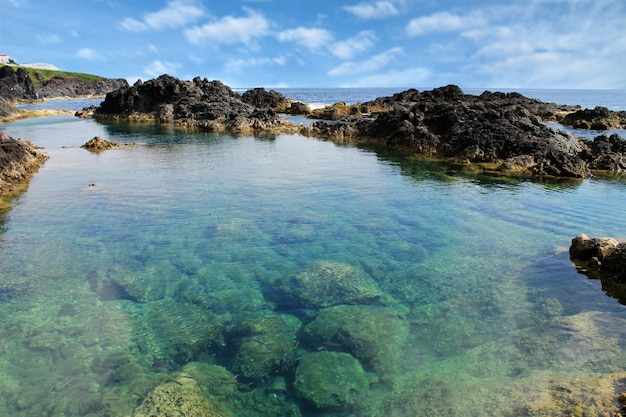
[1,88,626,417]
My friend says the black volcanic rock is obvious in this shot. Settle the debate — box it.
[95,75,299,134]
[37,75,128,98]
[302,85,626,178]
[240,87,309,114]
[580,134,626,172]
[0,66,37,100]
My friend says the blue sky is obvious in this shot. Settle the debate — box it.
[1,0,625,89]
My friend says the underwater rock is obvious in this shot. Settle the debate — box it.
[80,136,120,152]
[229,314,300,380]
[132,299,230,367]
[294,351,369,409]
[133,366,233,417]
[304,304,409,376]
[287,260,384,308]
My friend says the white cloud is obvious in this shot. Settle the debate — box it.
[328,47,404,76]
[330,31,377,60]
[76,48,99,60]
[277,27,334,51]
[119,0,205,32]
[406,11,485,36]
[185,7,270,45]
[343,1,400,19]
[145,60,179,77]
[225,56,286,72]
[37,34,61,45]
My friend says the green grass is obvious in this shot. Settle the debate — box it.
[14,67,105,87]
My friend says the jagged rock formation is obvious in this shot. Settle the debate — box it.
[302,85,626,178]
[94,75,299,134]
[0,131,48,193]
[36,75,128,98]
[240,87,309,114]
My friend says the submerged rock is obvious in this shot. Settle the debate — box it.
[294,351,369,409]
[286,260,384,308]
[133,364,234,417]
[229,314,300,380]
[304,304,409,376]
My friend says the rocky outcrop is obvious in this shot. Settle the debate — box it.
[95,75,299,134]
[81,136,120,152]
[36,75,128,98]
[0,131,48,193]
[559,106,626,130]
[579,134,626,172]
[302,85,626,178]
[0,66,37,100]
[570,234,626,281]
[240,87,309,114]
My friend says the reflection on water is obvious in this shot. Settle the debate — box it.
[1,116,626,416]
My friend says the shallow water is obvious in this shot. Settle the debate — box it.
[2,115,626,416]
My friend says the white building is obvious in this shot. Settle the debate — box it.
[0,54,10,64]
[21,63,61,70]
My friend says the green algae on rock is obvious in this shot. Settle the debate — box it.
[229,314,301,380]
[287,260,384,308]
[294,351,369,409]
[304,304,409,376]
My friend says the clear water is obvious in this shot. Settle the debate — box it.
[1,95,626,416]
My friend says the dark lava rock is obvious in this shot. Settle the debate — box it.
[95,74,298,134]
[559,106,626,130]
[240,87,309,115]
[37,75,128,98]
[0,65,37,100]
[302,85,626,178]
[0,131,48,193]
[580,134,626,172]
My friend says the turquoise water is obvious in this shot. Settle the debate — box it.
[2,114,626,416]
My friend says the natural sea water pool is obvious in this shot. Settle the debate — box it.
[2,115,626,416]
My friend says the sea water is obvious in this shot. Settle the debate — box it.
[1,89,626,416]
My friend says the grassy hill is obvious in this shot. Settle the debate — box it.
[15,67,105,87]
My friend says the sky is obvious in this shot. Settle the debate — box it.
[1,0,625,89]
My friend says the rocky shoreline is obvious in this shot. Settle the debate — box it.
[92,75,626,179]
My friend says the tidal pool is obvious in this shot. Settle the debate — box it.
[1,115,626,416]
